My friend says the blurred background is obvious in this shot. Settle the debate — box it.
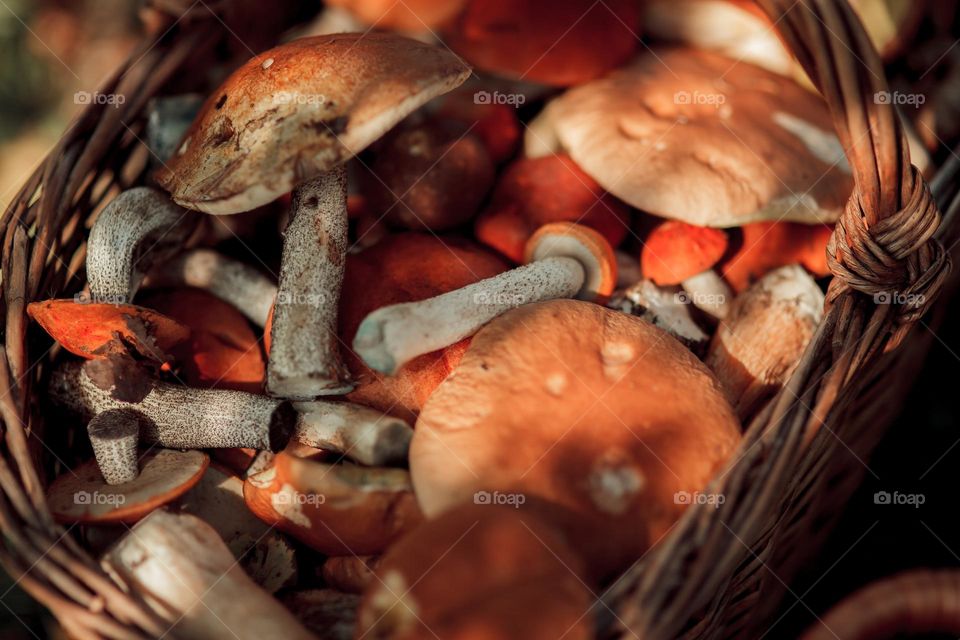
[0,1,958,638]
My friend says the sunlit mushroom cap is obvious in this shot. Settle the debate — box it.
[547,48,853,227]
[411,299,741,575]
[156,33,470,214]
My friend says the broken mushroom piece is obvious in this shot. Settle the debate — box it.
[49,361,295,451]
[156,33,470,399]
[354,222,616,375]
[411,299,741,578]
[546,48,853,227]
[243,452,423,555]
[721,221,833,292]
[87,187,198,302]
[294,401,413,466]
[143,248,276,328]
[610,279,709,355]
[340,233,508,419]
[102,510,314,640]
[475,153,630,263]
[27,299,189,361]
[47,449,208,524]
[357,503,593,640]
[87,409,141,485]
[641,220,733,319]
[707,265,824,422]
[444,0,640,86]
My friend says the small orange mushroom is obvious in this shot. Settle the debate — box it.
[475,154,630,263]
[720,222,833,292]
[27,299,189,361]
[444,0,641,87]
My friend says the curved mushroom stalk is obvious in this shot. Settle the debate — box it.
[87,409,140,485]
[144,248,277,327]
[294,401,413,466]
[267,167,353,399]
[102,510,314,640]
[50,362,295,451]
[87,187,199,302]
[354,222,616,375]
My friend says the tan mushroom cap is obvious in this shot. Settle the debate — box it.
[524,222,617,300]
[357,503,592,640]
[547,48,853,227]
[156,33,471,214]
[411,299,741,576]
[47,449,208,524]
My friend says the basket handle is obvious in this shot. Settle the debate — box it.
[756,0,949,349]
[802,570,960,639]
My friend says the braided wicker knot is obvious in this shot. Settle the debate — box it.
[826,165,951,326]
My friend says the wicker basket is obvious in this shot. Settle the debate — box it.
[0,0,953,638]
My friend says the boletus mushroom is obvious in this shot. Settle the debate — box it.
[156,33,470,399]
[411,299,741,578]
[353,222,617,375]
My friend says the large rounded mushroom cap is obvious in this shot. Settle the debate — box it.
[341,233,508,420]
[548,48,853,227]
[156,33,471,214]
[411,299,741,576]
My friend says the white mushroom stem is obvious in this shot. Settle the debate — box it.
[267,167,353,399]
[87,187,198,302]
[87,409,140,485]
[613,279,709,353]
[681,269,734,320]
[102,510,314,640]
[706,265,824,421]
[50,362,294,451]
[293,401,413,466]
[143,248,277,327]
[354,256,585,375]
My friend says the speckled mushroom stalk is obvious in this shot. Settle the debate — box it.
[267,168,353,399]
[87,409,141,485]
[87,187,198,302]
[294,401,413,466]
[102,510,314,640]
[354,222,615,375]
[706,265,824,421]
[50,362,294,451]
[144,248,276,327]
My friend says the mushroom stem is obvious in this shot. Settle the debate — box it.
[681,269,733,320]
[50,362,294,451]
[102,510,314,640]
[612,279,709,355]
[267,167,353,399]
[354,255,585,375]
[293,401,413,466]
[87,409,140,485]
[87,187,198,302]
[143,248,277,327]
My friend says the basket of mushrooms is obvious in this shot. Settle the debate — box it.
[1,0,958,638]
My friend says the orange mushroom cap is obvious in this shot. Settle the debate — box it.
[524,222,618,300]
[475,154,630,263]
[444,0,641,87]
[27,299,189,360]
[139,288,265,393]
[326,0,468,31]
[340,233,508,420]
[641,220,729,285]
[720,222,833,292]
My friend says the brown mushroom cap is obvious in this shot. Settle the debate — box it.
[524,222,617,300]
[47,449,208,524]
[547,48,853,227]
[357,503,592,640]
[243,451,423,555]
[411,299,741,576]
[341,233,508,420]
[156,33,470,214]
[642,220,729,285]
